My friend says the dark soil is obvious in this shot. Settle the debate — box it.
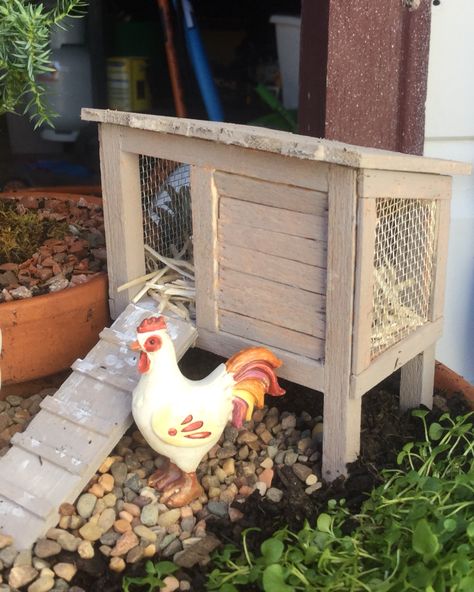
[71,348,470,592]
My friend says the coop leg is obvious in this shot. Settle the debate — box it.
[322,383,362,481]
[399,345,435,411]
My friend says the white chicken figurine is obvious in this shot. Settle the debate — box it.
[130,316,285,508]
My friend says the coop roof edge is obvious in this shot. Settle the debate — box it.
[82,108,471,176]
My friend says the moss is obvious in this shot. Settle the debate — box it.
[0,200,68,265]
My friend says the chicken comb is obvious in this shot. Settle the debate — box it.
[137,316,167,333]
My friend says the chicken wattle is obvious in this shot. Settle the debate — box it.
[129,315,285,507]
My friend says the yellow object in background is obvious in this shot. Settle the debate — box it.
[107,57,151,112]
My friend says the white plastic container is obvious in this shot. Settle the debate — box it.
[270,15,301,109]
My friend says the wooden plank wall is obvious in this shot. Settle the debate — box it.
[213,171,328,369]
[0,301,197,549]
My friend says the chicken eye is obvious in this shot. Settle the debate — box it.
[144,335,161,352]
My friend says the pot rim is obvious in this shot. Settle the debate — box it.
[0,190,102,207]
[0,270,108,310]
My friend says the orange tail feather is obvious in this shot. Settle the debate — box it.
[227,347,285,425]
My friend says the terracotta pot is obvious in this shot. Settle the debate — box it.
[1,273,109,384]
[0,192,109,384]
[435,361,474,410]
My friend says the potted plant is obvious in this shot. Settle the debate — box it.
[0,190,109,384]
[0,2,110,385]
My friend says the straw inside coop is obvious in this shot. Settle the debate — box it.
[139,155,193,271]
[371,198,437,358]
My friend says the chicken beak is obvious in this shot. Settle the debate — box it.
[129,340,141,351]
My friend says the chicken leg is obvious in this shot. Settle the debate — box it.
[148,461,203,507]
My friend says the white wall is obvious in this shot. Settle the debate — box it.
[424,0,474,382]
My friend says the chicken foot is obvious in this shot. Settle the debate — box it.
[160,471,203,508]
[148,461,203,507]
[148,459,182,491]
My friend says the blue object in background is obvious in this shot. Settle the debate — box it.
[179,0,224,121]
[29,160,91,178]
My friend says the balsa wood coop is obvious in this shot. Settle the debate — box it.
[83,108,470,481]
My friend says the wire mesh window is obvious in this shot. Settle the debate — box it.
[371,198,437,358]
[139,156,193,272]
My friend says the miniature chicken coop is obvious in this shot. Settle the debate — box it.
[82,109,470,481]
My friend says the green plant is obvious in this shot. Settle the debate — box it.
[207,410,474,591]
[0,198,68,264]
[122,560,178,592]
[0,0,87,127]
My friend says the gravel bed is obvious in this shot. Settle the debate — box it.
[0,388,325,592]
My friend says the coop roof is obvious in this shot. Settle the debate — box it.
[82,109,470,176]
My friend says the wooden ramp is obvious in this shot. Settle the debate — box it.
[0,301,197,549]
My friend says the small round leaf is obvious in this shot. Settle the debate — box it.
[412,519,440,558]
[261,538,284,564]
[262,564,293,592]
[317,513,332,533]
[466,522,474,538]
[443,518,457,532]
[428,422,443,441]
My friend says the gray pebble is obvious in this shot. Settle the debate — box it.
[281,414,297,430]
[125,454,141,471]
[266,445,278,459]
[100,531,121,546]
[217,444,237,460]
[0,545,18,567]
[266,487,284,503]
[207,501,228,518]
[110,461,128,485]
[133,494,153,508]
[112,486,124,500]
[159,533,178,551]
[126,546,144,564]
[76,493,97,519]
[224,425,239,443]
[51,578,69,591]
[34,539,61,559]
[180,516,196,533]
[161,539,182,558]
[141,502,159,526]
[57,532,81,552]
[6,395,22,407]
[274,451,286,465]
[124,488,138,503]
[284,451,299,466]
[13,548,32,567]
[124,474,142,493]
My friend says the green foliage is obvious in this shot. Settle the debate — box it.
[207,411,474,591]
[0,0,87,127]
[0,199,68,264]
[122,560,178,592]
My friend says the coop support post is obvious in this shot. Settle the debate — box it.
[191,166,220,334]
[99,124,145,318]
[322,165,361,481]
[431,195,452,321]
[399,190,452,412]
[400,345,435,410]
[352,196,377,373]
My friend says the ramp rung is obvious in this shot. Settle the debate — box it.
[40,396,120,437]
[11,432,87,476]
[0,476,55,520]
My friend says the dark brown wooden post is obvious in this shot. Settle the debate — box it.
[299,0,431,155]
